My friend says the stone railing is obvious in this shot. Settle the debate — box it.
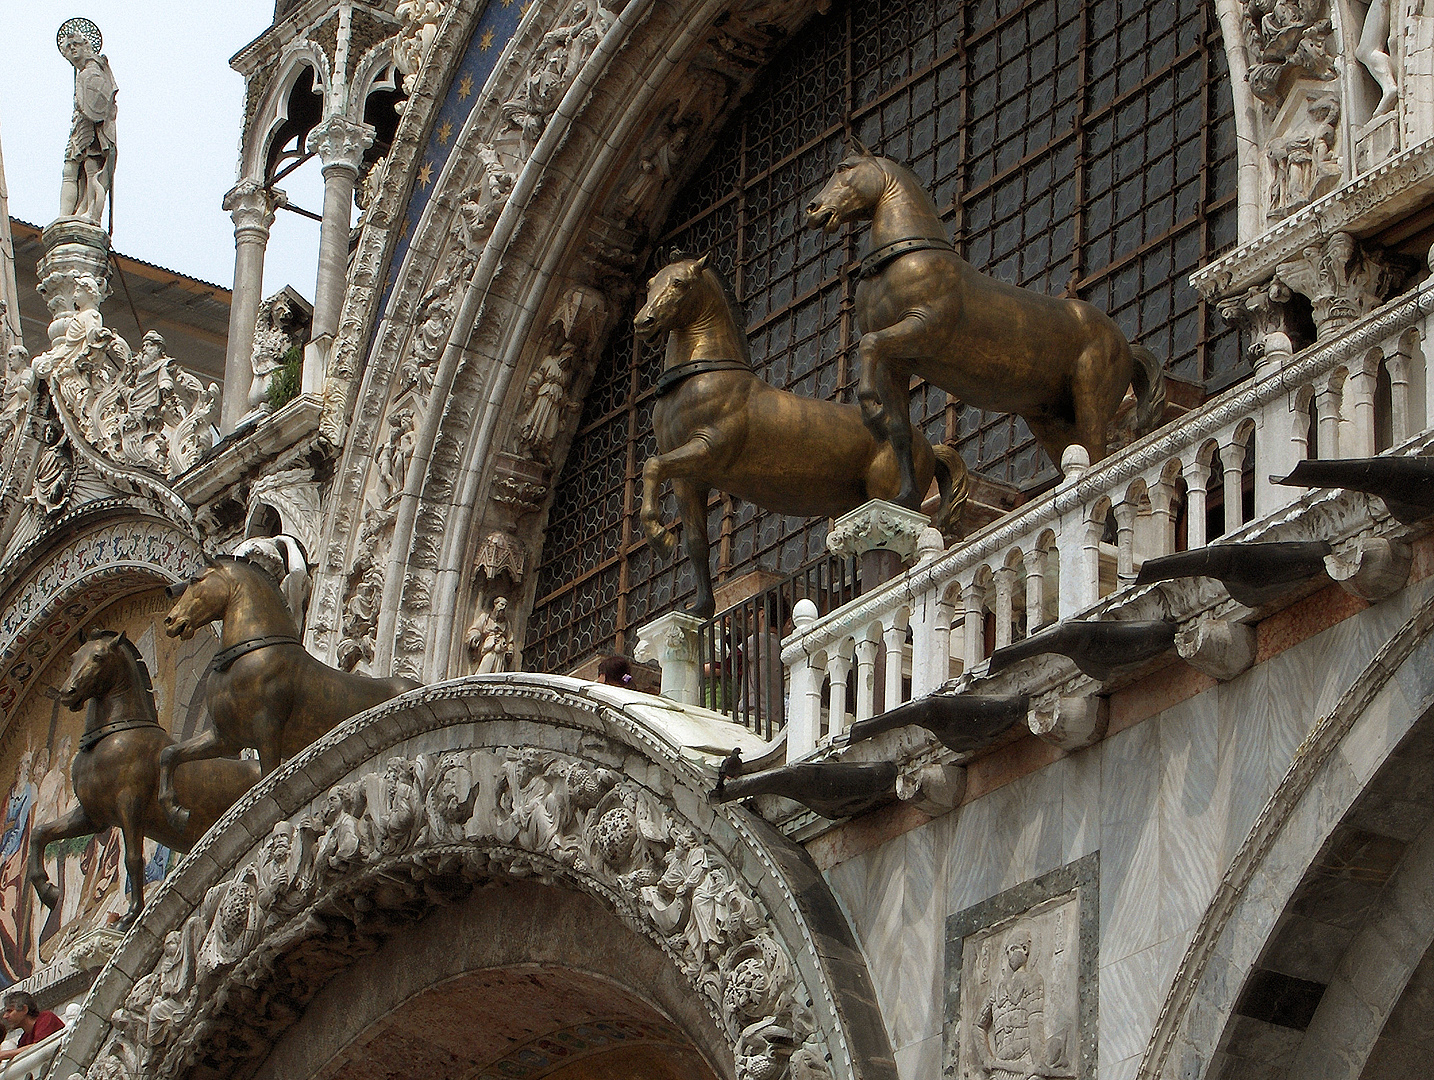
[762,279,1434,759]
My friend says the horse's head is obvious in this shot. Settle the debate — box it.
[634,253,712,341]
[163,560,232,640]
[59,629,128,711]
[806,144,888,233]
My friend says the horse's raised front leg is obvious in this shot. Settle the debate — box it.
[116,796,148,929]
[858,318,924,509]
[27,804,97,911]
[641,434,713,560]
[674,480,715,618]
[158,728,228,833]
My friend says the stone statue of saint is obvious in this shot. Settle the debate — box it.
[466,595,514,674]
[57,19,118,225]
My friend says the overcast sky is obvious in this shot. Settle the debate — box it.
[1,4,326,297]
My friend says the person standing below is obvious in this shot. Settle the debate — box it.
[595,655,634,687]
[0,991,64,1061]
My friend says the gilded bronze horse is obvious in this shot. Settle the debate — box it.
[806,146,1166,507]
[157,556,419,829]
[634,254,968,618]
[27,629,260,927]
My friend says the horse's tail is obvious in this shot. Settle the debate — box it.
[931,444,970,533]
[1130,344,1167,436]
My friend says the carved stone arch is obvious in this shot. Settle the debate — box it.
[345,39,399,126]
[54,676,896,1080]
[242,45,331,181]
[1138,592,1434,1079]
[0,504,205,722]
[303,0,828,678]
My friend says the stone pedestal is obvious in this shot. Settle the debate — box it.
[634,611,704,705]
[827,499,931,591]
[37,218,111,327]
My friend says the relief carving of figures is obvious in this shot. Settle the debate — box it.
[247,289,311,414]
[57,19,118,224]
[398,284,455,402]
[26,419,73,518]
[517,344,578,461]
[374,408,416,506]
[454,147,515,262]
[77,746,830,1080]
[0,345,34,456]
[465,594,514,673]
[972,928,1074,1080]
[1267,92,1342,219]
[394,1,445,98]
[337,508,394,673]
[1241,0,1338,106]
[502,1,617,157]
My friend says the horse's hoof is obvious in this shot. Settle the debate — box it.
[115,909,140,932]
[35,882,58,910]
[166,806,191,833]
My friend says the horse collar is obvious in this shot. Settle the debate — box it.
[79,718,165,753]
[211,634,303,673]
[654,359,751,398]
[859,235,955,279]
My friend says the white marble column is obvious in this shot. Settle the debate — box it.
[1183,457,1210,550]
[1023,548,1046,631]
[1220,439,1247,536]
[306,116,374,340]
[221,180,283,433]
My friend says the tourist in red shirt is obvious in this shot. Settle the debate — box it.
[0,990,64,1060]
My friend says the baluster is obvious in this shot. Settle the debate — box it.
[1023,548,1045,634]
[826,640,854,737]
[994,565,1016,649]
[883,609,909,711]
[1113,499,1139,586]
[962,579,984,672]
[853,626,880,721]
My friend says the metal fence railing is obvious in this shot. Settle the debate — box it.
[696,554,860,741]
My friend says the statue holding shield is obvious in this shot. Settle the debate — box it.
[57,18,118,225]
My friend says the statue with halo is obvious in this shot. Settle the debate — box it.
[57,17,118,225]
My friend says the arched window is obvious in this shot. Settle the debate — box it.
[527,0,1240,672]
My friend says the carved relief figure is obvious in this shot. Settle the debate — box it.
[466,595,514,673]
[973,929,1072,1079]
[57,19,118,224]
[502,2,614,157]
[1242,0,1337,105]
[1267,93,1342,219]
[517,344,576,460]
[247,291,308,413]
[1356,0,1399,116]
[399,286,454,400]
[0,345,33,454]
[375,408,415,505]
[27,420,73,518]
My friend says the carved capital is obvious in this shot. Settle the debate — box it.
[827,499,931,561]
[1216,279,1295,363]
[306,116,377,175]
[224,180,285,242]
[1272,233,1402,338]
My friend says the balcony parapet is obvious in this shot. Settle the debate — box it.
[778,278,1434,765]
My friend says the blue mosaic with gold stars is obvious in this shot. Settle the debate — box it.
[380,0,528,309]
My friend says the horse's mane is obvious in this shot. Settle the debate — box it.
[90,630,159,723]
[663,251,753,367]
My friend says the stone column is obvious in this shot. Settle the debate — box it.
[306,116,374,340]
[1220,439,1247,536]
[853,630,880,722]
[826,643,853,737]
[962,579,984,673]
[1113,500,1139,586]
[993,566,1015,649]
[1183,458,1209,550]
[882,612,908,713]
[1023,548,1046,631]
[222,180,282,432]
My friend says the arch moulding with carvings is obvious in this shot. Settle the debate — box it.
[52,677,896,1080]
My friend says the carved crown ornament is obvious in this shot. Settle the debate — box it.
[62,689,860,1080]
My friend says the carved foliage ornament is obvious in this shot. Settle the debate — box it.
[74,746,832,1080]
[1241,0,1337,106]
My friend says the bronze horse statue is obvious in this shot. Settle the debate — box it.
[27,629,260,928]
[633,254,968,618]
[806,145,1166,508]
[157,555,419,830]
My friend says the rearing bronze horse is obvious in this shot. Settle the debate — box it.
[806,146,1166,508]
[27,629,259,927]
[634,254,968,618]
[157,556,419,830]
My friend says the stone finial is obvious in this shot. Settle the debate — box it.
[1060,444,1089,482]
